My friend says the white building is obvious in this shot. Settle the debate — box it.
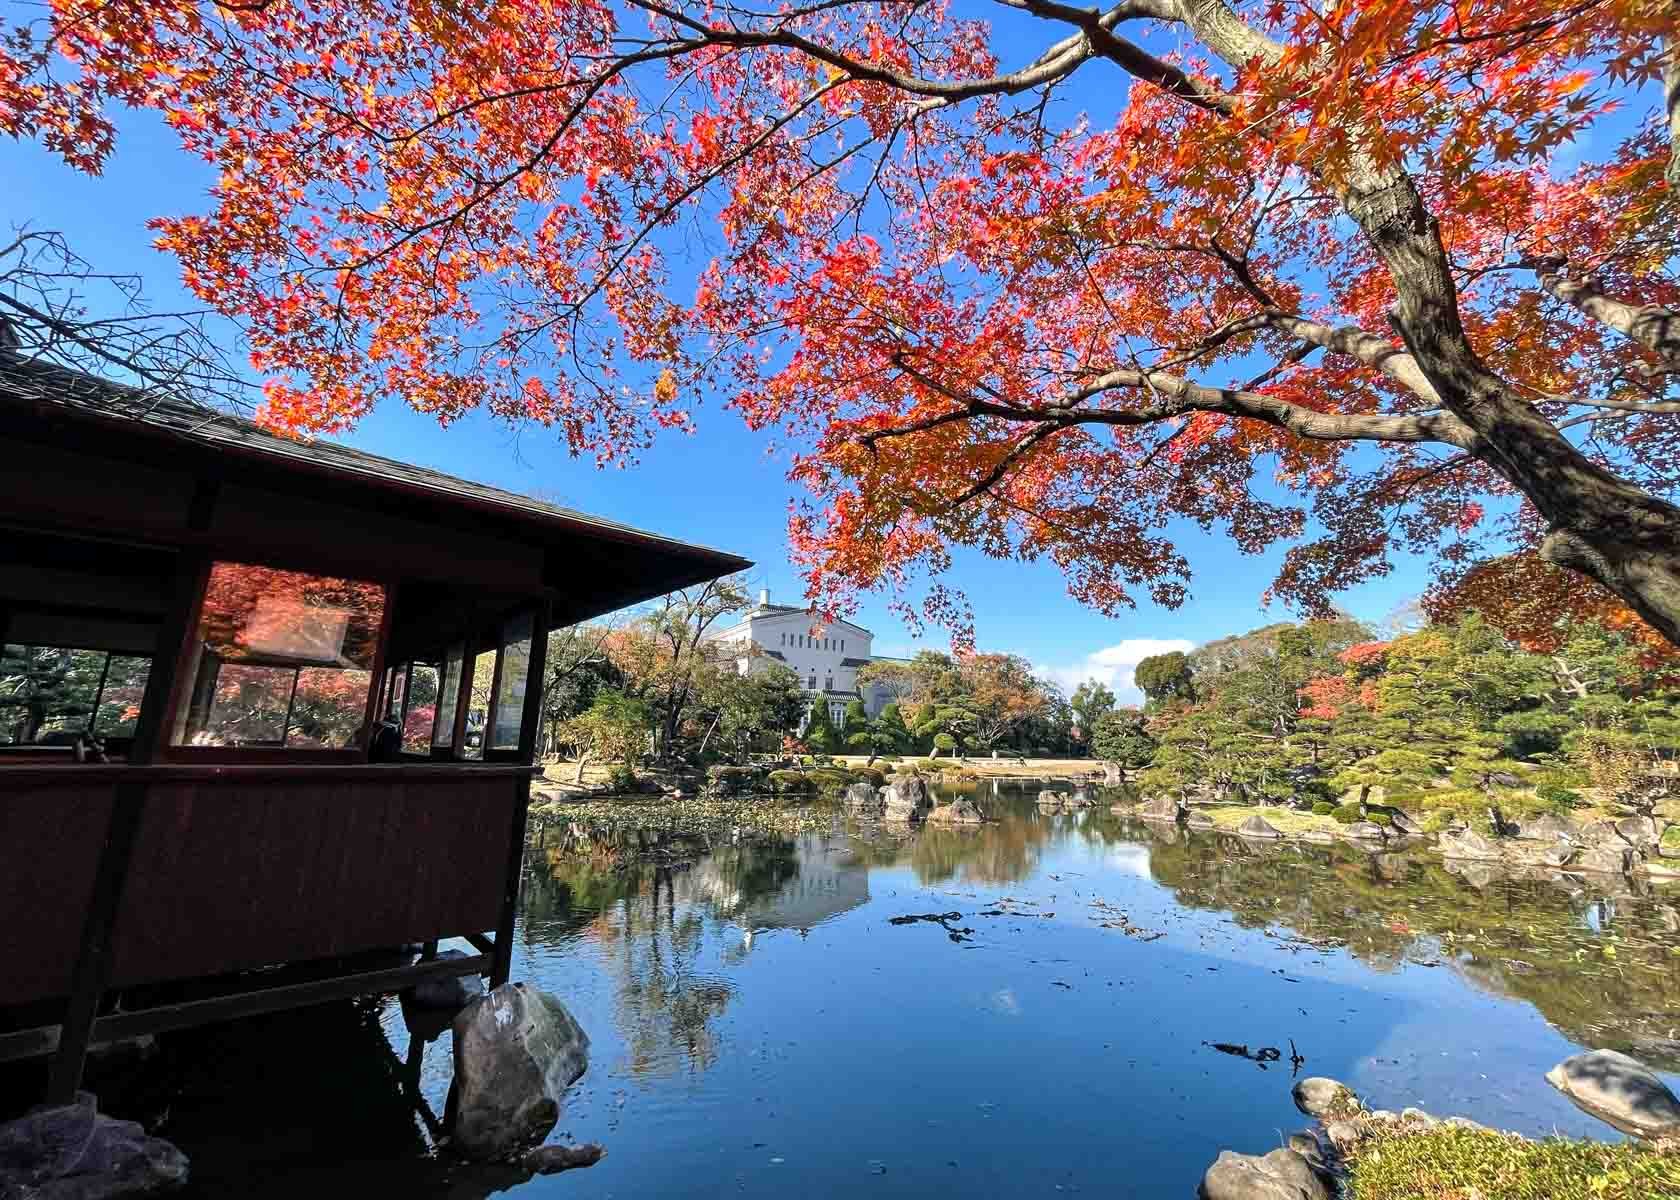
[705,590,903,725]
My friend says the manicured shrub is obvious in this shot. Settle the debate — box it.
[850,767,886,788]
[604,765,638,793]
[767,770,812,794]
[1311,801,1336,816]
[1330,803,1363,824]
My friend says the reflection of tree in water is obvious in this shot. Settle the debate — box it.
[1086,814,1680,1069]
[526,827,803,1077]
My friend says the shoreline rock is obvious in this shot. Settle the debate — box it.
[1545,1049,1680,1139]
[449,983,590,1161]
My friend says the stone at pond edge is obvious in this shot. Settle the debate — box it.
[1198,1148,1329,1200]
[525,1143,606,1174]
[1236,814,1283,840]
[1570,845,1632,875]
[449,983,590,1161]
[1544,1049,1680,1139]
[0,1091,188,1199]
[1615,816,1660,850]
[1292,1077,1361,1120]
[1186,811,1216,830]
[1515,811,1579,842]
[1102,762,1124,786]
[1139,794,1184,823]
[927,798,984,825]
[1341,821,1387,842]
[1439,829,1501,860]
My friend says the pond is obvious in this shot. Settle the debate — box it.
[160,782,1680,1197]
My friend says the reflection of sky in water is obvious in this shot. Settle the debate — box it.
[173,788,1680,1199]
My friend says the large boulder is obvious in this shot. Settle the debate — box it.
[1037,789,1067,809]
[1102,762,1125,786]
[1291,1077,1361,1120]
[1198,1148,1329,1200]
[0,1092,188,1199]
[1386,808,1424,836]
[450,983,590,1160]
[844,781,885,814]
[1066,787,1096,808]
[883,775,932,823]
[1577,820,1629,849]
[1545,1049,1680,1139]
[927,799,984,825]
[1236,814,1283,840]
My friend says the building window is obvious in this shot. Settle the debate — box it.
[825,676,833,691]
[174,561,385,749]
[808,675,816,690]
[0,645,153,746]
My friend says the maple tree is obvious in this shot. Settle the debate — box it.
[4,0,1679,641]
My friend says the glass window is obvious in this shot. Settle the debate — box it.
[434,644,463,749]
[175,562,385,749]
[403,664,440,754]
[460,649,496,760]
[492,612,533,750]
[1,644,153,745]
[384,665,407,723]
[93,655,152,738]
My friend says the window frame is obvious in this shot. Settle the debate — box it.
[160,556,393,763]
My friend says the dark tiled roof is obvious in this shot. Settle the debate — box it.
[0,351,751,572]
[840,657,871,667]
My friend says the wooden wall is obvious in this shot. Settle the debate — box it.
[0,766,523,1007]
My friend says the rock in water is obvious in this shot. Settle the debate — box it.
[844,781,884,814]
[450,983,590,1160]
[1616,816,1660,851]
[0,1091,188,1198]
[525,1143,606,1174]
[1198,1149,1329,1200]
[1545,1049,1680,1138]
[1140,794,1183,823]
[926,799,984,825]
[883,775,932,823]
[1103,762,1124,786]
[1236,814,1283,840]
[1291,1077,1361,1119]
[1037,789,1067,809]
[408,948,483,1012]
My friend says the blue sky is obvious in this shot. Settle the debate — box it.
[4,52,1459,703]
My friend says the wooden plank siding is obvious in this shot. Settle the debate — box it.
[0,766,527,1006]
[0,783,116,1005]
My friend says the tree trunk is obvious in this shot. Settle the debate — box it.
[1346,165,1680,647]
[573,749,593,785]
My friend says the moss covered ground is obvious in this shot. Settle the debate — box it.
[1347,1126,1680,1200]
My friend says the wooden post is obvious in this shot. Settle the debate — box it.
[45,781,147,1103]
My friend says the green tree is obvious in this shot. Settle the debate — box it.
[1069,680,1117,739]
[1090,711,1156,769]
[803,698,840,754]
[559,689,652,783]
[1134,652,1195,709]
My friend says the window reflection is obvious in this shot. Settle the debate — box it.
[492,612,533,750]
[176,562,385,749]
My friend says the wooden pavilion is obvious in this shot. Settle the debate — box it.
[0,352,750,1102]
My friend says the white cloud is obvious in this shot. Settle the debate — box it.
[1039,637,1194,705]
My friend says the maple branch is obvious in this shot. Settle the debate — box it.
[1530,258,1680,368]
[875,353,1477,449]
[944,420,1067,508]
[1667,34,1680,187]
[1262,314,1443,404]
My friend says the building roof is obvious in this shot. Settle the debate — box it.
[0,352,752,620]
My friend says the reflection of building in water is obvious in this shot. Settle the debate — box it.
[684,833,871,933]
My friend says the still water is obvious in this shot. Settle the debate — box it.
[167,784,1680,1197]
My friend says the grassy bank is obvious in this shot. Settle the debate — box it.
[1347,1125,1680,1200]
